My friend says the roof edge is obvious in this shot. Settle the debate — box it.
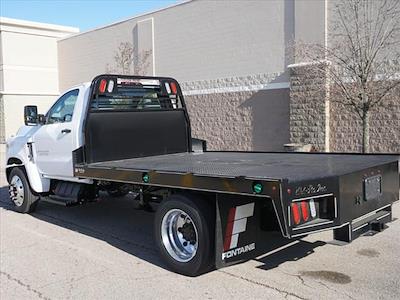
[0,17,79,33]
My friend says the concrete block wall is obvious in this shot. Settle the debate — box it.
[330,87,400,153]
[289,63,399,153]
[58,0,293,90]
[57,0,330,153]
[185,91,253,151]
[182,73,290,151]
[288,63,329,151]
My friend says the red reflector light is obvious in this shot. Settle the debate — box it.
[99,79,107,93]
[291,203,301,225]
[300,201,309,221]
[170,82,177,94]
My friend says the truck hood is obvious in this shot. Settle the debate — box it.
[6,125,40,146]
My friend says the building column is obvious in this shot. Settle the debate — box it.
[0,95,5,143]
[288,62,330,151]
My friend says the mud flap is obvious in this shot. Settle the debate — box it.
[215,194,262,269]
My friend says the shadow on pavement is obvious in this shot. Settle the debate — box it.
[0,186,165,269]
[0,186,325,273]
[255,239,326,271]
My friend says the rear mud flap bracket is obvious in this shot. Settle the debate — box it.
[334,205,392,243]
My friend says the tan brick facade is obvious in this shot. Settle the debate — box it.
[330,87,400,153]
[185,88,290,152]
[288,63,329,151]
[289,64,400,153]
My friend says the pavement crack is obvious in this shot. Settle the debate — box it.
[280,271,313,289]
[316,280,356,300]
[0,271,51,300]
[218,270,309,300]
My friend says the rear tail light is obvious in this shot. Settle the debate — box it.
[291,203,301,225]
[290,194,336,228]
[99,79,107,93]
[170,82,178,94]
[300,201,309,221]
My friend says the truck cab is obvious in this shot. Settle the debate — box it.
[6,83,92,193]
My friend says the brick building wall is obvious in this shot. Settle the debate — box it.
[182,74,290,151]
[185,89,291,152]
[58,0,293,91]
[185,91,253,151]
[57,0,326,153]
[330,86,400,153]
[289,63,400,153]
[288,63,329,151]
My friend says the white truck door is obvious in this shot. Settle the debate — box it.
[33,89,80,179]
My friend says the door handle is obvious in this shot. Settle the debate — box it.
[61,129,71,134]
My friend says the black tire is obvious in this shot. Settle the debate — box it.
[154,193,215,276]
[8,168,39,213]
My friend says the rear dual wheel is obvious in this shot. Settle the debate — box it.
[154,194,215,276]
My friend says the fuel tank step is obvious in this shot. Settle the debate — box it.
[40,181,91,206]
[41,195,81,206]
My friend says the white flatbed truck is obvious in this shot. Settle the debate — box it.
[5,74,399,276]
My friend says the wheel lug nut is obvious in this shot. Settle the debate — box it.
[183,241,188,246]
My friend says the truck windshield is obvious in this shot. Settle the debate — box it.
[90,77,183,111]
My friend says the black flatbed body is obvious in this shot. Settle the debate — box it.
[74,75,399,243]
[75,151,399,204]
[73,149,399,266]
[84,151,398,183]
[74,150,399,238]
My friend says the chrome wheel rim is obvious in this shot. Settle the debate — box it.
[161,209,199,262]
[9,175,25,207]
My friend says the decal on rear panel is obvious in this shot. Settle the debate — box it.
[222,202,255,260]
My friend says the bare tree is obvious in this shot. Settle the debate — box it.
[294,0,400,153]
[106,42,152,75]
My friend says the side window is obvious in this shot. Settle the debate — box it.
[47,89,79,124]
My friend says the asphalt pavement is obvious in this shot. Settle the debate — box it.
[1,186,399,300]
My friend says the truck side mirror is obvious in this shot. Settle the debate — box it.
[24,105,38,126]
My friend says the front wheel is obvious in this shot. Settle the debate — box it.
[154,193,215,276]
[8,168,39,213]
